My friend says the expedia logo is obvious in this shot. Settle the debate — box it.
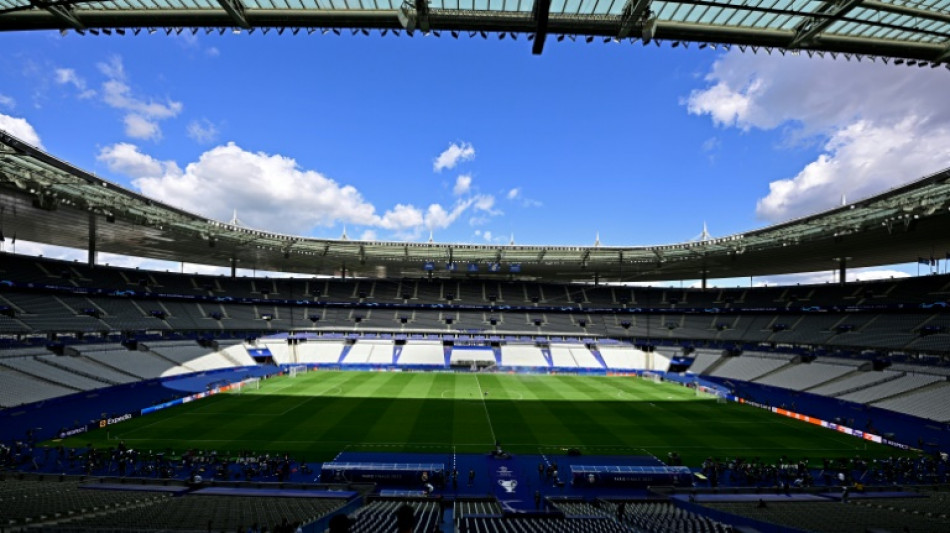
[101,414,133,427]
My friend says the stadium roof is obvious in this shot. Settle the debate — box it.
[3,128,950,282]
[0,0,949,63]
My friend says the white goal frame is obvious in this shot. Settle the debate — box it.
[642,371,663,384]
[233,377,261,393]
[288,365,308,378]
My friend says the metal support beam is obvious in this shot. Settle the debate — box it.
[216,0,250,29]
[790,0,863,49]
[31,0,85,30]
[618,0,651,39]
[531,0,551,55]
[230,257,236,278]
[396,0,429,33]
[838,257,847,285]
[87,211,96,267]
[935,44,950,64]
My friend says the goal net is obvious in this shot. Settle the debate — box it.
[642,371,663,384]
[232,377,261,394]
[288,365,308,378]
[695,384,727,402]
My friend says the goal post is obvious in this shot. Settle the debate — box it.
[232,377,261,393]
[288,365,308,378]
[642,371,663,384]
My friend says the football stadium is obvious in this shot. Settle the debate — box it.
[2,3,950,532]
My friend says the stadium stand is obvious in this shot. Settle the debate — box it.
[596,346,647,370]
[873,382,950,422]
[608,500,731,533]
[348,499,441,533]
[705,354,792,382]
[837,373,945,404]
[753,361,856,390]
[396,341,446,366]
[702,497,950,533]
[500,344,548,367]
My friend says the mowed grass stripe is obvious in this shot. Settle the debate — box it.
[59,371,916,464]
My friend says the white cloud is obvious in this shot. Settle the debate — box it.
[103,79,182,120]
[688,52,950,222]
[433,142,475,172]
[756,118,950,221]
[97,56,182,141]
[0,94,14,109]
[186,119,219,144]
[482,230,493,242]
[0,113,43,148]
[124,113,162,140]
[97,56,126,81]
[101,141,480,238]
[379,204,425,230]
[206,47,221,58]
[359,229,378,241]
[54,68,95,99]
[453,174,472,196]
[98,142,180,178]
[506,187,520,200]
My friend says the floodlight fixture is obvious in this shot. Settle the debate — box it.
[332,28,340,35]
[671,41,680,47]
[557,34,565,41]
[90,28,100,35]
[480,30,487,39]
[499,32,506,39]
[381,29,388,36]
[451,30,458,38]
[117,28,126,35]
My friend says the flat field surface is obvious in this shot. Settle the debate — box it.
[62,371,909,465]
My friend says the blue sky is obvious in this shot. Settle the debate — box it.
[2,30,949,283]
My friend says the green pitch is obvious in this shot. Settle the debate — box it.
[62,371,912,465]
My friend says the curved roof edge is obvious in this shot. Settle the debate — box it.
[2,129,950,281]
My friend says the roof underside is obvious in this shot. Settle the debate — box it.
[3,129,950,281]
[1,0,949,63]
